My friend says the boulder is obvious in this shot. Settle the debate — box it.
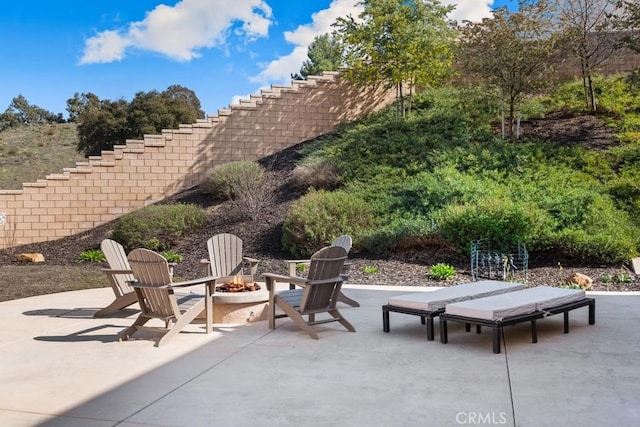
[17,253,45,263]
[565,272,593,290]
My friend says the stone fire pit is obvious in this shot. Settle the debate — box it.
[208,278,269,324]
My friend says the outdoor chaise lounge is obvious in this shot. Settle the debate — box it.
[382,280,525,340]
[439,286,596,353]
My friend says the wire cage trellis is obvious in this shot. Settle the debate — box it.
[470,239,528,283]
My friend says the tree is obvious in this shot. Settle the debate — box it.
[71,86,205,156]
[292,34,342,80]
[333,0,456,119]
[4,95,61,126]
[554,0,619,112]
[76,98,129,156]
[457,0,561,139]
[611,1,640,53]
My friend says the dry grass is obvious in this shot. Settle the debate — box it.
[0,123,84,190]
[0,264,108,302]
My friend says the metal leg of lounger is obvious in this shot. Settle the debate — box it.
[564,311,570,333]
[493,327,501,354]
[531,319,538,343]
[440,318,448,344]
[589,300,596,325]
[465,323,470,332]
[382,308,390,332]
[426,317,434,341]
[476,325,482,334]
[421,316,425,325]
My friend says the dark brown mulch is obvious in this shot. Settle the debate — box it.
[1,114,638,297]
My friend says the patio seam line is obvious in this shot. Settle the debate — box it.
[116,328,276,425]
[504,331,517,427]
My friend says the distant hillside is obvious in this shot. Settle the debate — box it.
[0,123,84,190]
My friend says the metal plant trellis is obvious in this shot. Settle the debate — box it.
[470,239,528,283]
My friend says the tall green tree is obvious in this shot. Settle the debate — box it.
[457,0,561,139]
[293,34,342,80]
[554,0,619,112]
[71,86,204,156]
[333,0,456,118]
[75,97,129,156]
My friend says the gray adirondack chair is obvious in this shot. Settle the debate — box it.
[119,248,215,347]
[285,235,359,307]
[264,245,356,339]
[95,239,138,317]
[200,233,259,284]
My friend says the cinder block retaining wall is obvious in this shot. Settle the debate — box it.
[0,72,395,249]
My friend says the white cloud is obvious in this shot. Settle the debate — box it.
[250,0,363,85]
[250,0,496,85]
[80,0,273,64]
[443,0,494,24]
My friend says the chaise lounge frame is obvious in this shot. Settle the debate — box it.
[382,280,525,341]
[439,297,596,353]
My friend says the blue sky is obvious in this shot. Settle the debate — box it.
[0,1,515,119]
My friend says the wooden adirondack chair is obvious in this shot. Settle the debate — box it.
[200,233,259,283]
[95,239,138,318]
[264,246,356,339]
[285,235,359,307]
[119,248,216,347]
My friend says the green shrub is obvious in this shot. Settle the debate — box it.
[282,189,377,257]
[436,198,553,253]
[430,263,456,280]
[77,249,105,263]
[359,215,438,254]
[111,203,206,252]
[362,265,378,275]
[161,250,183,263]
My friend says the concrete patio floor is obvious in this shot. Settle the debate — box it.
[0,283,638,427]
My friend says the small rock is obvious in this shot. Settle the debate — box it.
[565,272,593,290]
[17,253,45,263]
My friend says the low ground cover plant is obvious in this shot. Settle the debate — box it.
[283,76,640,264]
[111,203,205,252]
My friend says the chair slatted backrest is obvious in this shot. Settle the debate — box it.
[128,248,179,320]
[207,233,244,277]
[101,239,135,297]
[332,235,352,253]
[300,246,347,313]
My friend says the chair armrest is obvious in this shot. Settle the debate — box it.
[101,268,133,275]
[263,273,309,287]
[129,282,171,290]
[171,275,221,288]
[243,256,260,264]
[285,259,311,276]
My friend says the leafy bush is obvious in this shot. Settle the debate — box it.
[359,215,438,254]
[282,189,377,257]
[436,198,553,253]
[161,250,183,263]
[200,161,272,220]
[111,203,206,252]
[429,263,456,280]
